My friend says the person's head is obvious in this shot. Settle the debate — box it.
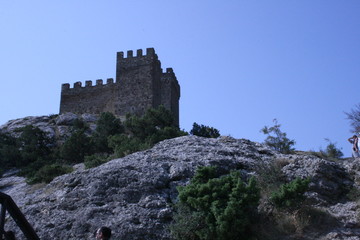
[354,135,358,138]
[95,226,111,240]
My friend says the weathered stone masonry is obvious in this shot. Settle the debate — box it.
[59,48,180,125]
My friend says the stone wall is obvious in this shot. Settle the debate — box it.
[60,48,180,125]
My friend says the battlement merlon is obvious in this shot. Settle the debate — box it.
[116,48,162,83]
[163,68,176,78]
[61,78,115,90]
[116,48,158,60]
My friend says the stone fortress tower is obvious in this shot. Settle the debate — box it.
[59,48,180,126]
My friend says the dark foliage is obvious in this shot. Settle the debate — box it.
[171,166,260,240]
[1,107,186,181]
[60,129,92,163]
[28,164,72,184]
[92,112,124,153]
[190,122,220,138]
[271,177,311,211]
[16,125,55,166]
[0,132,20,170]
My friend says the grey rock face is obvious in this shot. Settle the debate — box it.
[0,114,98,141]
[282,155,353,205]
[0,135,359,240]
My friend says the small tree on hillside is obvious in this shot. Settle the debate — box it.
[320,138,343,160]
[60,129,92,163]
[16,125,54,166]
[345,103,360,133]
[92,112,124,153]
[261,119,295,154]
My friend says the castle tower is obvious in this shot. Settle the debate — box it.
[59,48,180,126]
[115,48,162,117]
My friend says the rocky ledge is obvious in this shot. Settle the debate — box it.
[0,113,98,141]
[1,135,360,240]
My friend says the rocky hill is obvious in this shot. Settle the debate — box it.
[1,125,360,239]
[0,113,98,141]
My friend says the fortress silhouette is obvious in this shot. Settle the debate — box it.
[59,48,180,125]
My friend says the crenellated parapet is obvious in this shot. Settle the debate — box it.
[61,78,115,91]
[60,48,180,126]
[116,48,158,60]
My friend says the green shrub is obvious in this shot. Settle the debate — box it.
[170,203,206,240]
[16,125,54,166]
[84,153,110,169]
[71,118,89,131]
[108,106,187,157]
[146,126,187,145]
[0,132,20,170]
[271,177,310,211]
[60,130,92,163]
[190,122,220,138]
[171,166,260,240]
[108,134,149,158]
[261,119,296,154]
[92,112,124,153]
[125,106,185,142]
[28,163,73,184]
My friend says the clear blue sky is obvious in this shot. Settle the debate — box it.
[1,1,359,156]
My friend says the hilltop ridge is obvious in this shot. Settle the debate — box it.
[1,133,360,239]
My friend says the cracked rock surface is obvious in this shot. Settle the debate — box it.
[0,134,359,239]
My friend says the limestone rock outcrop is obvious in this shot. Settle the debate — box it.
[1,135,360,239]
[0,113,98,142]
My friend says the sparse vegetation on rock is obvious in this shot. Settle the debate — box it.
[171,166,260,240]
[190,122,220,138]
[261,119,295,154]
[0,106,187,183]
[0,135,359,239]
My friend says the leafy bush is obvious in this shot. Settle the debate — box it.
[171,166,260,240]
[84,153,110,169]
[60,130,92,163]
[1,107,186,182]
[125,105,185,143]
[0,132,20,170]
[108,106,187,157]
[28,163,73,184]
[16,125,55,166]
[71,118,89,131]
[190,122,220,138]
[271,177,310,211]
[261,119,296,154]
[108,134,149,158]
[170,204,206,240]
[92,112,124,153]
